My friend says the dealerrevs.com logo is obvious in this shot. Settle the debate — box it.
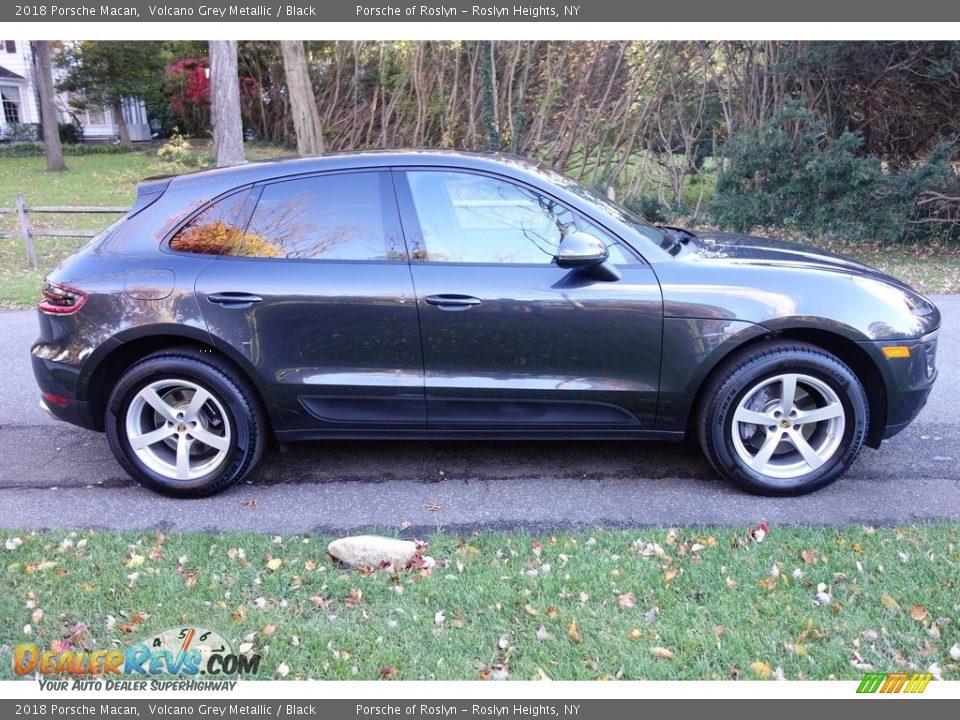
[856,672,933,694]
[14,626,260,691]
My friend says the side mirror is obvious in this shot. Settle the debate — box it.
[555,231,621,281]
[555,231,609,269]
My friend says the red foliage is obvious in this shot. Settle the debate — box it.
[167,57,210,118]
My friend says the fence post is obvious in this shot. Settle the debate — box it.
[15,193,37,270]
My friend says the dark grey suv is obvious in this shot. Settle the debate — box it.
[31,151,940,498]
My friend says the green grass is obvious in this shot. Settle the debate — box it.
[2,525,958,681]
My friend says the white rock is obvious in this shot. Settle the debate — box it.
[327,535,418,568]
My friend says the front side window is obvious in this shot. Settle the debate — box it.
[405,170,632,265]
[242,172,403,261]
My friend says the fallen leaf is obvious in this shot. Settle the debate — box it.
[880,594,902,612]
[628,628,642,640]
[266,558,283,571]
[650,646,674,660]
[425,502,442,512]
[263,624,277,636]
[909,604,928,622]
[566,619,582,644]
[618,593,636,610]
[346,588,363,607]
[801,550,819,564]
[536,626,551,641]
[124,554,145,568]
[241,498,258,508]
[276,662,290,677]
[750,661,773,678]
[5,537,23,551]
[380,665,396,679]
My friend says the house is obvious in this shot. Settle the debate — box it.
[0,39,152,142]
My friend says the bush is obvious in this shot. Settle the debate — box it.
[711,101,960,244]
[0,142,134,158]
[1,123,39,142]
[156,131,211,168]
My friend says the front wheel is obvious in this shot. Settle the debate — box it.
[698,341,869,496]
[106,348,266,498]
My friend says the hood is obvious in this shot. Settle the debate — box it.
[679,230,904,286]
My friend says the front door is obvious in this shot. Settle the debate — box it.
[189,170,425,433]
[394,168,662,431]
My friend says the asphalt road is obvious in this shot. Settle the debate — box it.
[1,299,958,534]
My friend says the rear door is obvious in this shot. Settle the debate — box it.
[394,168,663,431]
[186,170,425,433]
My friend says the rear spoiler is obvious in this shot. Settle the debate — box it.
[130,176,173,217]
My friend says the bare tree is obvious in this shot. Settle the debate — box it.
[280,40,325,155]
[33,42,66,171]
[209,40,245,167]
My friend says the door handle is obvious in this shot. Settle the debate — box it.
[207,292,263,308]
[424,294,482,310]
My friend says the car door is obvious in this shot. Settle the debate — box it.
[393,168,663,431]
[186,169,426,433]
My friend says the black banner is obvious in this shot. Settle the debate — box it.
[4,0,960,23]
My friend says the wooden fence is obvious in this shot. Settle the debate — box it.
[0,193,128,269]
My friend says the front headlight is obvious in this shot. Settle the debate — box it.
[903,288,937,317]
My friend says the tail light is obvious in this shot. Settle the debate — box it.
[38,281,87,315]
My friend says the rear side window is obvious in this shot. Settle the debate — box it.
[242,171,404,261]
[169,189,251,255]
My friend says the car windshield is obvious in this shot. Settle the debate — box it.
[532,164,674,252]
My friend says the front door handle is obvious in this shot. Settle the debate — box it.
[207,292,263,308]
[424,294,482,310]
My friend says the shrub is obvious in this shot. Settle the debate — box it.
[156,131,211,168]
[711,101,960,244]
[0,142,133,158]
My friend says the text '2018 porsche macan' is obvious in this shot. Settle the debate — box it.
[31,151,940,497]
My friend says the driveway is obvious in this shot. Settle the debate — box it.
[1,298,957,534]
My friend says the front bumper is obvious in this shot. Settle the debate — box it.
[864,328,939,442]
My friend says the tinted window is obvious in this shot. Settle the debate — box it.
[169,189,250,256]
[406,171,632,265]
[243,172,403,261]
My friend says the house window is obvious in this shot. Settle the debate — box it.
[1,85,21,124]
[86,107,106,125]
[4,41,15,54]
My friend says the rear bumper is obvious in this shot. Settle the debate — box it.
[31,352,98,431]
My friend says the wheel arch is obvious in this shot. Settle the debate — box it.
[689,327,887,448]
[82,328,270,434]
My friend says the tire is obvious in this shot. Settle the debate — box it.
[105,348,266,498]
[697,340,868,496]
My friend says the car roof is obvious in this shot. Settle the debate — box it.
[165,149,553,192]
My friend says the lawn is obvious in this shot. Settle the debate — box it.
[1,150,959,309]
[2,525,958,681]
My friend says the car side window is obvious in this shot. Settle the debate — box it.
[241,171,405,261]
[405,170,632,265]
[168,189,251,255]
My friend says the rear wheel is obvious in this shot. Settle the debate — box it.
[106,348,265,498]
[698,341,868,496]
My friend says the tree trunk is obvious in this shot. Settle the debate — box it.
[280,40,325,155]
[209,40,246,167]
[112,101,131,147]
[34,41,66,171]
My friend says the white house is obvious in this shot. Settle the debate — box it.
[0,39,152,142]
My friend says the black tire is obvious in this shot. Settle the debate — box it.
[697,340,868,496]
[105,348,266,498]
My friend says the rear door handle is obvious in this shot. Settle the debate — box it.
[424,294,482,310]
[207,292,263,308]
